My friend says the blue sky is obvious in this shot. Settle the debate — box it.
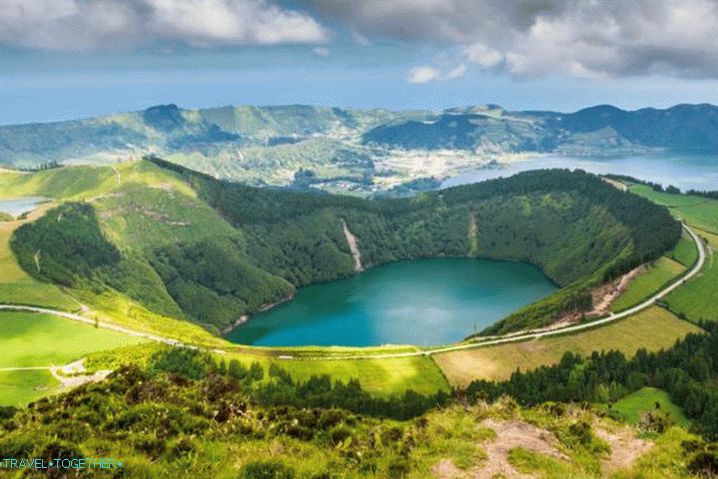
[3,1,718,124]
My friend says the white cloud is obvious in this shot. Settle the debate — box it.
[408,66,442,84]
[464,44,502,70]
[308,0,718,79]
[0,0,329,50]
[407,63,466,83]
[445,63,467,79]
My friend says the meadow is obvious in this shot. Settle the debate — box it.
[665,249,718,323]
[612,256,686,312]
[630,184,718,324]
[433,307,700,386]
[611,387,691,428]
[0,369,58,407]
[0,311,145,369]
[630,184,718,233]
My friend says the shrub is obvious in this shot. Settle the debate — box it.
[239,460,295,479]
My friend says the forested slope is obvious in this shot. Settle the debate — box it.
[11,160,680,336]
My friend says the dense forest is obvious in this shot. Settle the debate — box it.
[11,159,680,335]
[466,321,718,440]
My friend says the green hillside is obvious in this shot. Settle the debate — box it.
[7,161,680,335]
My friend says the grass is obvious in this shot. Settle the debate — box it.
[433,307,701,386]
[0,161,196,202]
[0,312,145,368]
[94,183,237,251]
[274,355,450,396]
[70,288,229,348]
[0,369,59,407]
[611,387,691,428]
[668,234,699,268]
[0,208,76,310]
[612,256,686,312]
[630,185,718,234]
[695,227,718,249]
[627,183,718,323]
[665,248,718,323]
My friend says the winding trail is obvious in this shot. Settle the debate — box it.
[0,225,706,362]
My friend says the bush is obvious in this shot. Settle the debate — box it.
[239,460,295,479]
[148,348,215,380]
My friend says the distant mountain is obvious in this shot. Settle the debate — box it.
[549,103,718,153]
[362,103,718,154]
[1,102,716,190]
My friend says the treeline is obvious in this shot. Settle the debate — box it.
[466,321,718,439]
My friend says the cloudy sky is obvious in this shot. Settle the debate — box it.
[3,0,718,123]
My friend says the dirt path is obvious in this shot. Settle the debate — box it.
[588,265,645,316]
[595,426,652,473]
[341,219,363,272]
[475,418,567,478]
[0,360,112,389]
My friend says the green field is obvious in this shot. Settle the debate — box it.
[0,369,59,407]
[612,256,686,312]
[274,355,450,396]
[666,249,718,323]
[669,235,700,267]
[612,387,691,428]
[434,307,701,386]
[0,312,145,368]
[630,185,718,234]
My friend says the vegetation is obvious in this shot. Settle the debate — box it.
[0,312,144,369]
[628,182,718,324]
[612,387,691,428]
[433,306,700,385]
[612,257,685,312]
[0,369,59,407]
[0,346,713,477]
[665,251,718,323]
[0,211,76,310]
[466,322,718,439]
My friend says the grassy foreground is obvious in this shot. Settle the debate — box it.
[433,307,700,386]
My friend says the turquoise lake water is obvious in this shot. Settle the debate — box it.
[226,258,557,347]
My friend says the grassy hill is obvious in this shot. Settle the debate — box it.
[5,160,680,335]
